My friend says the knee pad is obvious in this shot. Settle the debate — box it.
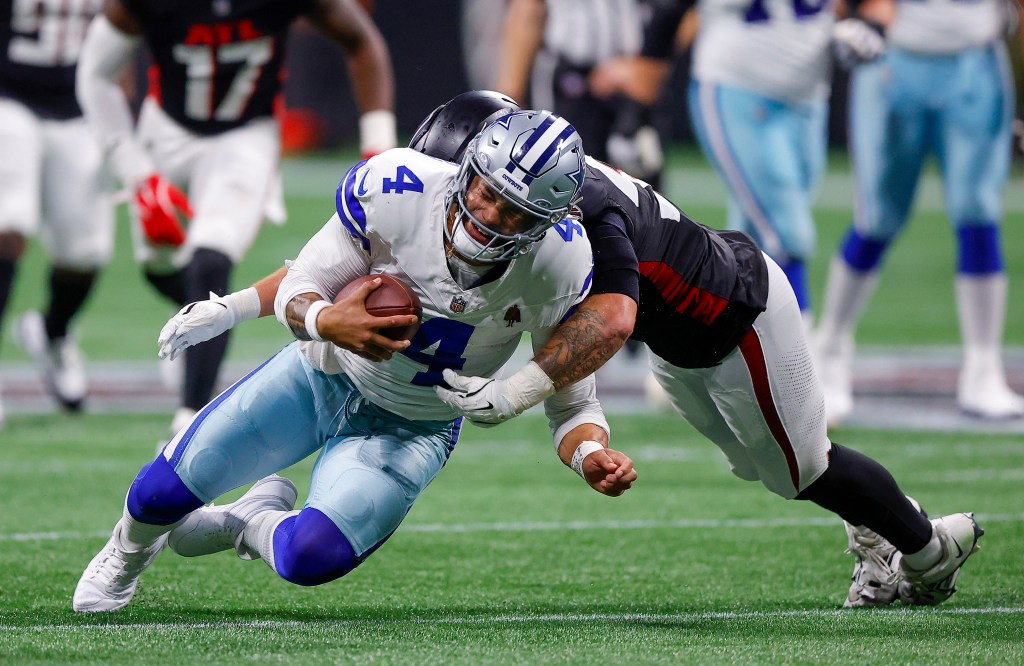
[273,508,359,586]
[126,455,204,525]
[957,225,1003,275]
[840,228,889,273]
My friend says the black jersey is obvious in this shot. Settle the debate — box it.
[0,0,101,120]
[579,158,768,368]
[123,0,314,135]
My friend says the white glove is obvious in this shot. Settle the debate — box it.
[157,287,261,360]
[832,18,886,70]
[434,362,556,427]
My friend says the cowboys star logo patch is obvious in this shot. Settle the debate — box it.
[450,296,467,314]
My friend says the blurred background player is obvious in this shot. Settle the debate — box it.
[0,0,113,425]
[677,0,884,323]
[497,0,665,189]
[815,0,1023,424]
[74,0,396,442]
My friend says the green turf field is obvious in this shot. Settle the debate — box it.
[1,413,1022,663]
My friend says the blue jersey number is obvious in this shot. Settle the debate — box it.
[553,219,584,241]
[382,166,424,194]
[402,317,475,386]
[745,0,829,23]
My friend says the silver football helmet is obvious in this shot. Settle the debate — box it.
[445,110,585,264]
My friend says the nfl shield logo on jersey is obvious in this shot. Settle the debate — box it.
[212,0,231,16]
[449,296,467,314]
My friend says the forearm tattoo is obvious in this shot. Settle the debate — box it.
[536,306,623,390]
[285,293,323,341]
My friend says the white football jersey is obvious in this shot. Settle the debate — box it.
[693,0,835,102]
[888,0,1007,54]
[285,148,594,421]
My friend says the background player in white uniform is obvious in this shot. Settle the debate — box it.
[0,0,111,423]
[72,110,636,613]
[815,0,1022,424]
[679,0,884,321]
[74,0,397,442]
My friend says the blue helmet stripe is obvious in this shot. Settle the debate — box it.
[510,113,555,168]
[336,161,370,251]
[526,123,577,176]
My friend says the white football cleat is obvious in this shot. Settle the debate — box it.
[168,475,298,558]
[814,333,853,428]
[14,310,87,411]
[842,497,922,608]
[900,513,984,606]
[73,525,168,612]
[957,367,1024,420]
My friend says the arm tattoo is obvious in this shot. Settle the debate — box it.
[536,306,623,391]
[285,293,324,341]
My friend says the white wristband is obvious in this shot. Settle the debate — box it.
[220,287,262,324]
[359,110,397,156]
[570,440,605,478]
[304,300,331,342]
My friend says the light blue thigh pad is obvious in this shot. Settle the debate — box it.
[304,392,458,556]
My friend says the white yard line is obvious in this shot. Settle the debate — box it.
[4,512,1022,543]
[3,606,1023,633]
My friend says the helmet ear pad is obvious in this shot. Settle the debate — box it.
[408,90,522,163]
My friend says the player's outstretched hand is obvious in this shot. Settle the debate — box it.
[435,370,514,427]
[135,174,192,246]
[582,447,637,497]
[158,292,236,360]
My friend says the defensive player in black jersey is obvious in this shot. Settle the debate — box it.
[75,0,396,443]
[0,0,111,423]
[157,91,984,610]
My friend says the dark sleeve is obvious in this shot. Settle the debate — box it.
[640,0,695,59]
[587,210,640,304]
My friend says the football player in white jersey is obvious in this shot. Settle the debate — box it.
[72,109,636,613]
[588,0,887,322]
[0,0,112,422]
[684,0,887,323]
[815,0,1023,424]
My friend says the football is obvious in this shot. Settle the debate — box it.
[335,273,422,341]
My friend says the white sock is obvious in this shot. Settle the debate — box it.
[117,504,182,551]
[816,256,880,354]
[902,528,942,572]
[240,509,298,569]
[956,273,1008,375]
